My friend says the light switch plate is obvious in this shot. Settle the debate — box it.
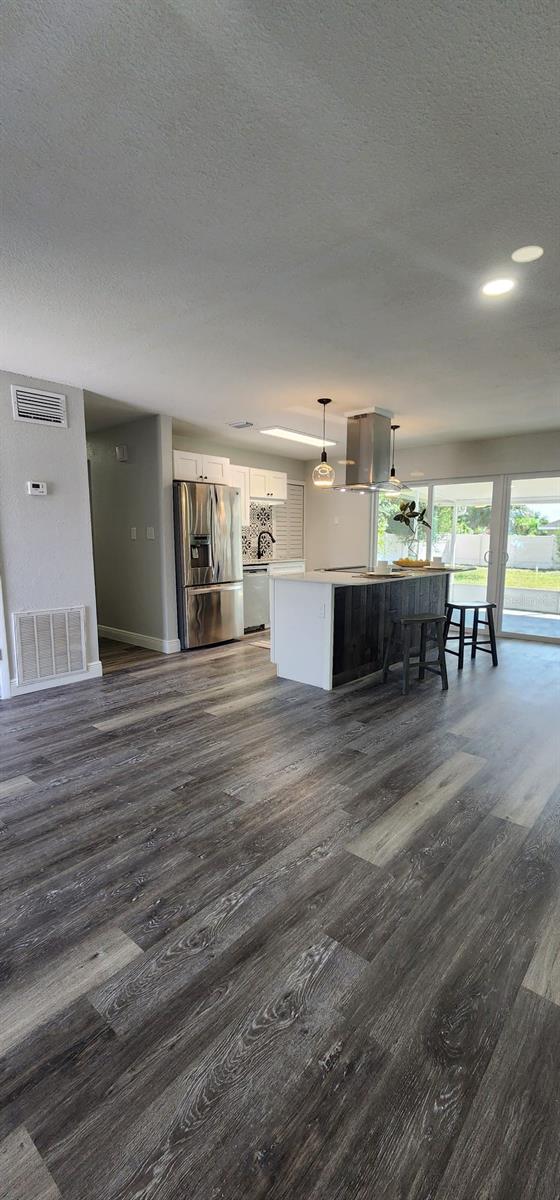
[130,526,137,540]
[146,526,155,540]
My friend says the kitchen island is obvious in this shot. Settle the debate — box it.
[269,569,452,690]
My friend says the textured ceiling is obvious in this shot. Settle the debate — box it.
[2,0,559,459]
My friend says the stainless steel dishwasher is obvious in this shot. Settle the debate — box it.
[242,565,270,631]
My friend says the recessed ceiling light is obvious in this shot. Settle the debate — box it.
[481,278,516,297]
[260,426,336,447]
[511,245,543,263]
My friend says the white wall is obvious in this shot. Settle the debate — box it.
[0,370,99,688]
[88,414,179,652]
[304,460,371,569]
[396,430,560,482]
[304,429,560,570]
[157,415,179,646]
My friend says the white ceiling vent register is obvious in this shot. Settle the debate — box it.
[13,607,86,685]
[11,385,68,427]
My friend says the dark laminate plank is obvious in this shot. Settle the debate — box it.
[346,749,485,867]
[227,814,530,1199]
[0,780,238,897]
[29,880,362,1162]
[243,801,559,1200]
[0,998,115,1142]
[0,638,558,1199]
[522,894,560,1006]
[327,767,522,962]
[98,637,164,674]
[42,857,373,1192]
[435,987,560,1200]
[0,775,35,801]
[90,847,376,1035]
[56,933,367,1200]
[118,775,358,950]
[0,928,142,1056]
[0,1125,61,1199]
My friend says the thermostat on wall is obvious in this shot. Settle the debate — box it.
[26,481,48,495]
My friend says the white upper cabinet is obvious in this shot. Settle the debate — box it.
[173,450,230,484]
[173,449,199,481]
[249,468,287,501]
[229,464,251,525]
[172,449,287,503]
[202,454,230,484]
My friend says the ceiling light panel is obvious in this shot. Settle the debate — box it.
[260,427,336,447]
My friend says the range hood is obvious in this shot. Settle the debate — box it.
[342,410,391,490]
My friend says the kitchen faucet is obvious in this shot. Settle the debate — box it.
[257,530,276,559]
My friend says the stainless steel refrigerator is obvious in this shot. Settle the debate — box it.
[173,481,243,649]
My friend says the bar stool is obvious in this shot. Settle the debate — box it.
[382,614,449,696]
[444,602,498,669]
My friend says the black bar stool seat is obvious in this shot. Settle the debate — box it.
[382,613,449,696]
[444,602,498,669]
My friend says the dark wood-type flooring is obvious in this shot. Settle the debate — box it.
[0,636,559,1199]
[98,637,164,674]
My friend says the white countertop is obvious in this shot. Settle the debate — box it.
[270,568,453,587]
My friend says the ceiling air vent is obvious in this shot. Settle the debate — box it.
[13,607,86,685]
[11,385,68,428]
[229,420,254,429]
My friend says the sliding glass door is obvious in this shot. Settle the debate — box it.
[373,473,559,642]
[499,475,560,641]
[431,481,495,607]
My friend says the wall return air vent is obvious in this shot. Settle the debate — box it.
[11,385,68,427]
[13,607,86,686]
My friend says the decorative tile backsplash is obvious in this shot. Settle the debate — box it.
[242,502,274,562]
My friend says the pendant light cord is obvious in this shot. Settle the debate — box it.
[391,423,400,477]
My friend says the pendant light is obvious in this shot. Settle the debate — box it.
[311,398,336,488]
[379,424,404,492]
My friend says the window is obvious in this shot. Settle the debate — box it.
[376,487,429,563]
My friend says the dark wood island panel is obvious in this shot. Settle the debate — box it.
[332,574,449,686]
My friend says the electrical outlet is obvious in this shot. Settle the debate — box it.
[146,526,155,540]
[130,526,137,540]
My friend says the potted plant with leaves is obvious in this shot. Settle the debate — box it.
[393,498,431,561]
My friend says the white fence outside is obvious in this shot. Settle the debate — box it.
[383,526,559,615]
[434,532,559,571]
[452,581,560,614]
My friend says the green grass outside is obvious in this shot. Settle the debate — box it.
[456,567,560,590]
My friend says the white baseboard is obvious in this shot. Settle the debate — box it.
[9,660,103,698]
[98,625,181,655]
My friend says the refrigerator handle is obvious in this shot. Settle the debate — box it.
[188,582,242,595]
[174,482,188,588]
